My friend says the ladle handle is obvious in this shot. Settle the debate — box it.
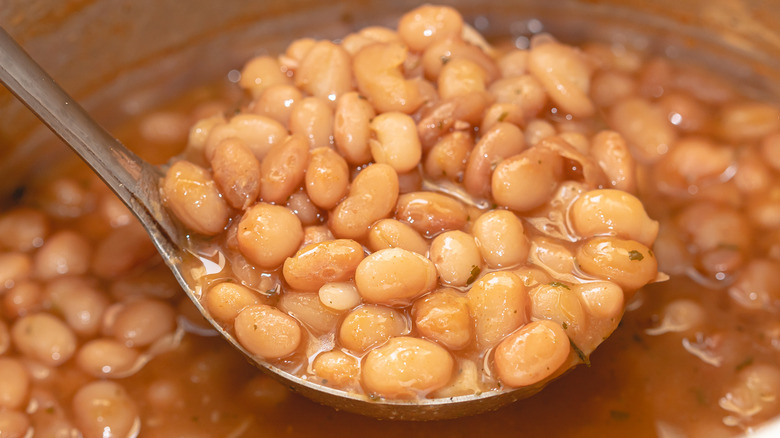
[0,27,181,249]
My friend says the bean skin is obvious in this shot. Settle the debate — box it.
[283,239,365,291]
[494,320,571,387]
[237,203,304,269]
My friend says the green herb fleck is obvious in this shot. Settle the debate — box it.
[253,324,258,331]
[548,281,570,290]
[497,111,509,122]
[441,56,451,65]
[569,337,591,367]
[628,250,644,261]
[467,265,481,285]
[736,357,754,371]
[491,203,498,209]
[610,410,630,421]
[562,321,569,329]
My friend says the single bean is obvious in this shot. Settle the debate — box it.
[250,84,302,127]
[112,299,176,348]
[76,338,140,378]
[210,138,261,210]
[467,271,527,348]
[472,209,529,268]
[205,114,288,162]
[72,381,139,438]
[339,304,407,352]
[353,42,424,114]
[488,75,547,120]
[318,282,362,312]
[398,5,463,51]
[237,203,304,269]
[329,164,399,239]
[424,131,473,181]
[369,112,423,173]
[205,282,261,323]
[334,92,376,165]
[528,40,594,117]
[234,304,302,359]
[286,190,322,226]
[609,97,676,164]
[278,292,340,335]
[239,55,293,98]
[576,237,658,291]
[12,313,76,366]
[45,276,108,337]
[283,239,364,291]
[463,122,526,198]
[395,191,468,237]
[492,146,563,212]
[0,208,48,253]
[430,231,481,287]
[494,320,570,387]
[355,248,437,305]
[413,288,472,350]
[312,350,360,389]
[305,147,349,210]
[570,189,658,247]
[295,41,353,104]
[289,97,334,149]
[367,218,429,255]
[589,130,636,193]
[162,160,230,236]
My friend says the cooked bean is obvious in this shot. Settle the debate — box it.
[367,218,429,255]
[492,146,563,211]
[570,189,658,247]
[653,137,733,195]
[646,299,705,336]
[0,320,8,355]
[72,381,139,438]
[302,224,334,246]
[305,147,349,210]
[0,358,29,409]
[609,97,676,164]
[278,292,340,334]
[467,271,527,348]
[283,239,364,291]
[398,5,463,52]
[719,102,780,142]
[34,229,91,281]
[421,37,500,83]
[528,236,578,279]
[239,55,292,98]
[2,281,42,318]
[353,42,424,114]
[480,103,525,132]
[413,288,472,349]
[289,97,334,149]
[438,58,487,99]
[205,114,288,161]
[91,222,157,279]
[295,41,353,103]
[529,283,587,344]
[45,277,108,337]
[590,70,637,108]
[0,410,29,438]
[728,259,780,311]
[329,164,399,239]
[525,118,557,146]
[209,138,261,209]
[488,75,547,120]
[395,191,468,237]
[589,130,636,192]
[259,133,309,202]
[38,176,94,219]
[424,131,473,181]
[234,304,302,359]
[162,161,229,236]
[205,282,261,323]
[733,150,771,195]
[0,252,30,289]
[761,132,780,172]
[286,190,322,226]
[0,208,48,252]
[463,122,526,197]
[76,338,140,378]
[12,313,76,366]
[355,248,437,305]
[334,92,375,165]
[498,49,529,78]
[369,112,422,173]
[282,38,316,70]
[237,203,304,269]
[318,282,361,312]
[472,209,529,268]
[576,237,658,291]
[339,304,407,352]
[362,337,454,398]
[251,84,302,127]
[494,320,570,387]
[342,26,401,55]
[430,231,481,287]
[677,202,751,254]
[112,299,176,348]
[528,40,594,117]
[312,350,360,389]
[658,91,709,133]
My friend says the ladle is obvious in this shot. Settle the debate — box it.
[0,26,556,420]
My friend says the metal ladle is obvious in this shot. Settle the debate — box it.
[0,27,560,420]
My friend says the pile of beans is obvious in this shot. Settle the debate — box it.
[160,4,661,399]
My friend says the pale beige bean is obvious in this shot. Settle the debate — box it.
[2,281,42,318]
[480,103,525,132]
[289,97,334,149]
[162,160,229,236]
[283,239,365,291]
[529,283,587,344]
[355,248,437,305]
[488,75,547,120]
[652,137,733,195]
[609,97,676,164]
[259,134,309,204]
[395,192,468,237]
[677,202,751,253]
[72,381,139,438]
[339,305,407,352]
[33,230,91,280]
[295,40,353,103]
[467,271,527,348]
[282,38,316,70]
[38,176,93,219]
[0,208,48,252]
[362,337,454,398]
[303,224,334,246]
[341,26,401,55]
[733,150,771,195]
[185,114,225,166]
[369,112,422,173]
[498,49,529,78]
[92,221,156,279]
[367,218,429,255]
[589,130,636,193]
[205,114,288,161]
[576,237,658,291]
[305,147,349,210]
[278,292,340,335]
[728,259,780,311]
[582,42,642,73]
[510,266,554,289]
[525,118,557,146]
[0,320,8,355]
[234,304,302,359]
[239,55,292,98]
[45,277,108,337]
[438,58,487,99]
[761,132,780,172]
[430,231,481,287]
[424,131,473,181]
[76,338,140,378]
[398,5,463,51]
[492,147,563,211]
[413,288,472,349]
[205,282,261,323]
[472,209,529,268]
[463,122,526,197]
[334,92,375,165]
[112,299,175,348]
[0,358,29,409]
[571,281,624,351]
[494,320,570,387]
[12,313,76,366]
[719,102,780,142]
[0,410,29,438]
[209,138,261,210]
[318,282,361,312]
[286,190,322,226]
[422,37,500,82]
[0,252,30,289]
[330,164,399,239]
[590,70,637,108]
[570,189,658,247]
[251,84,302,127]
[353,42,424,114]
[658,91,709,133]
[312,350,360,389]
[528,40,594,117]
[237,203,304,269]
